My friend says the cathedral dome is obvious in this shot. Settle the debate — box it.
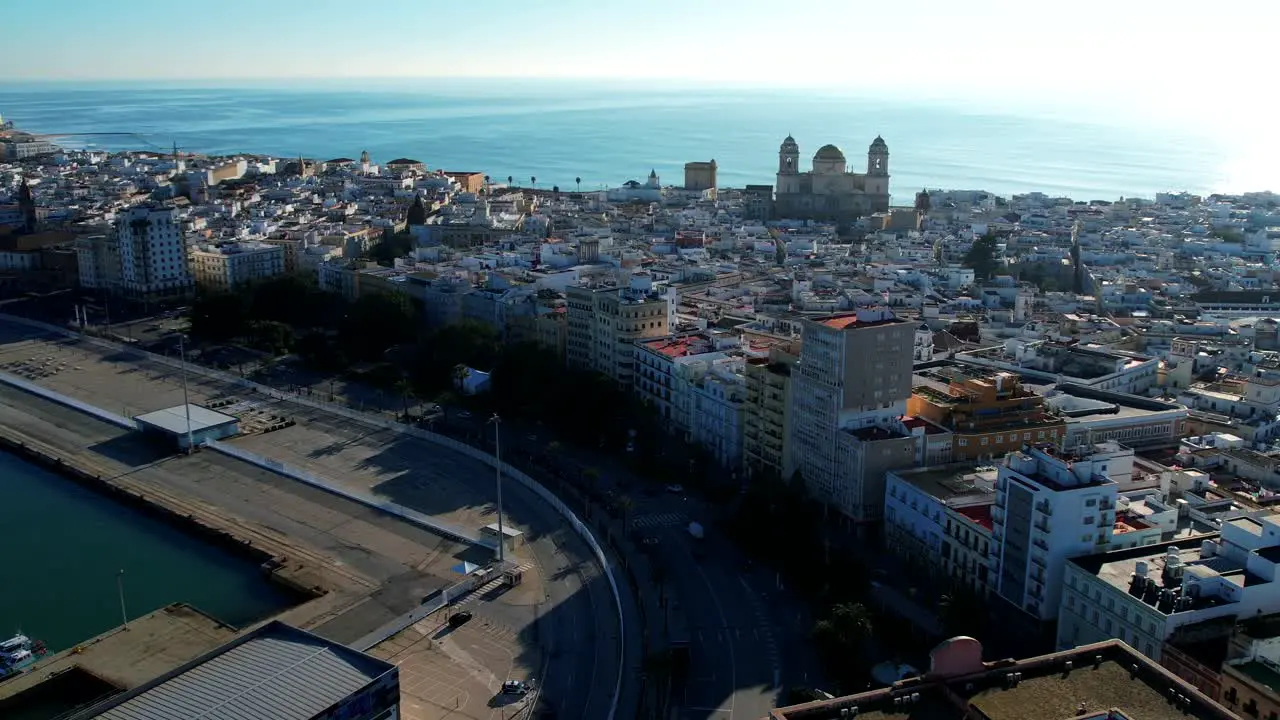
[780,135,799,150]
[814,144,845,162]
[870,136,888,150]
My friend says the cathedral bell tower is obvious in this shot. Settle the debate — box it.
[867,135,889,176]
[777,135,800,195]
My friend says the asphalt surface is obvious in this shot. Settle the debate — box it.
[0,318,632,720]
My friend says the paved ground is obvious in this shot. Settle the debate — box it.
[0,322,623,720]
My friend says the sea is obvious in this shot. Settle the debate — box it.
[0,450,295,653]
[0,79,1272,201]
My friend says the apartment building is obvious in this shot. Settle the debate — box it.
[743,344,798,480]
[993,441,1136,621]
[884,463,999,598]
[190,241,285,290]
[566,273,674,390]
[909,368,1065,461]
[76,205,192,300]
[785,308,918,523]
[1059,515,1280,667]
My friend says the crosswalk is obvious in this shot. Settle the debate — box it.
[630,512,685,529]
[451,562,535,609]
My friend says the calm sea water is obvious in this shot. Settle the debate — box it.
[0,451,294,653]
[0,79,1266,200]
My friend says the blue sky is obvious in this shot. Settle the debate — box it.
[5,0,1276,106]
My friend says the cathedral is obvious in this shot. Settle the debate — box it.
[774,135,890,221]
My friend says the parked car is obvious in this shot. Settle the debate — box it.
[502,680,532,696]
[665,484,684,494]
[448,611,473,628]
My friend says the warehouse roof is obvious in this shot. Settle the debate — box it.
[75,621,394,720]
[133,404,238,435]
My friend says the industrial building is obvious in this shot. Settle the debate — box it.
[133,404,239,450]
[68,621,399,720]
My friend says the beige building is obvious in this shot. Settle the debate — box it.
[785,308,918,522]
[190,242,285,290]
[566,273,673,389]
[743,344,797,480]
[683,160,717,193]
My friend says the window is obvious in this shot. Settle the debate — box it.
[1086,498,1097,507]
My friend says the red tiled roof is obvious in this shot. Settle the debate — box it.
[957,504,994,531]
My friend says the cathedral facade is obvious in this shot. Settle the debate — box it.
[774,135,890,221]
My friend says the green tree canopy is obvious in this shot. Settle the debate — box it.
[963,233,1000,281]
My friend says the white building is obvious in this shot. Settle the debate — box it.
[1059,514,1280,662]
[993,441,1136,621]
[689,362,747,470]
[885,463,999,598]
[913,322,935,362]
[77,206,192,299]
[190,241,286,290]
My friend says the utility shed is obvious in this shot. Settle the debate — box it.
[68,620,399,720]
[133,404,239,449]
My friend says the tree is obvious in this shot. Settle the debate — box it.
[190,291,249,342]
[368,228,412,266]
[963,233,1000,281]
[338,292,417,362]
[507,175,513,186]
[552,185,560,197]
[575,176,581,193]
[406,195,427,226]
[530,176,537,189]
[248,320,294,355]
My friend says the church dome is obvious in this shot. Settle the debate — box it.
[780,135,798,150]
[814,144,845,162]
[870,136,888,150]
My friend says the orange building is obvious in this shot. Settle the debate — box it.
[909,369,1065,460]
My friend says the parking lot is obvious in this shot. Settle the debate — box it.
[372,610,539,720]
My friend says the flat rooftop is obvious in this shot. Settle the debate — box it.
[134,404,238,435]
[72,621,394,720]
[892,463,997,507]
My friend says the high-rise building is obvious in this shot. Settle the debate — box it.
[785,308,917,522]
[76,205,192,300]
[743,344,798,480]
[993,441,1136,621]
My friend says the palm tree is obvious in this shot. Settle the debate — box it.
[813,601,874,654]
[575,176,581,193]
[395,377,415,420]
[507,175,514,187]
[530,175,537,189]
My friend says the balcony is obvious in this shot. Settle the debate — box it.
[1031,554,1046,569]
[1033,520,1050,534]
[1032,537,1049,552]
[1035,500,1053,516]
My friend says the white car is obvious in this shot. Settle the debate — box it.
[665,484,684,494]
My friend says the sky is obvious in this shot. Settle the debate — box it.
[6,1,1277,96]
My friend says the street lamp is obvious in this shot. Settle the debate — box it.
[178,335,194,453]
[488,413,506,564]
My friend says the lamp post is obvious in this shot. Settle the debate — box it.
[117,569,129,630]
[178,335,194,453]
[489,413,506,564]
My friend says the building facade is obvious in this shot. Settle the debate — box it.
[993,442,1134,621]
[76,205,192,300]
[190,241,285,290]
[683,160,717,192]
[909,369,1066,461]
[566,273,674,390]
[743,345,797,480]
[774,135,891,222]
[785,308,917,522]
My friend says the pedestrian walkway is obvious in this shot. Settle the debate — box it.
[630,512,685,529]
[450,562,536,611]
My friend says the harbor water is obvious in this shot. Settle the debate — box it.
[0,450,296,653]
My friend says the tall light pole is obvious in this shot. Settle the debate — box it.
[489,413,506,564]
[178,335,194,453]
[117,569,129,630]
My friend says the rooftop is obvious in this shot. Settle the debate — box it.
[892,463,998,507]
[770,639,1237,720]
[72,621,394,720]
[133,404,238,435]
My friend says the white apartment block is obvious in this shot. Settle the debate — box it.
[885,463,999,598]
[190,241,286,290]
[993,442,1135,621]
[76,206,192,299]
[1059,514,1280,663]
[785,308,918,522]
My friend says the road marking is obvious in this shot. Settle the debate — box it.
[691,556,736,718]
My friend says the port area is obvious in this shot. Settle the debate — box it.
[0,604,237,716]
[0,321,615,720]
